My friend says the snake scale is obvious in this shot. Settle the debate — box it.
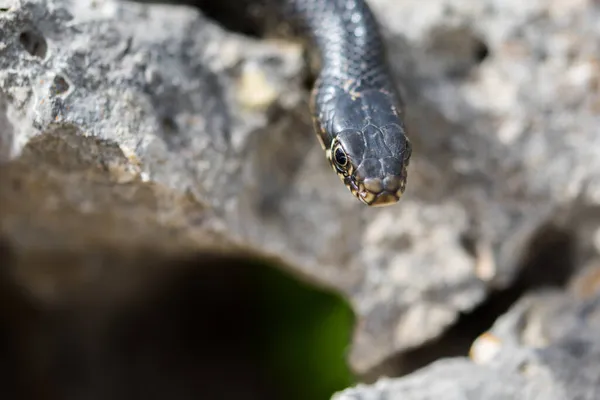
[201,0,412,206]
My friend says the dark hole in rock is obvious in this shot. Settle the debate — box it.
[364,223,577,380]
[136,0,264,37]
[0,250,354,399]
[50,76,70,95]
[19,30,48,59]
[302,70,314,91]
[427,26,490,79]
[459,232,477,257]
[160,116,178,135]
[473,39,489,63]
[158,116,190,150]
[300,49,318,91]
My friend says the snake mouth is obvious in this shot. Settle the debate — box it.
[358,190,400,206]
[347,172,407,207]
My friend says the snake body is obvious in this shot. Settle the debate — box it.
[276,0,411,206]
[203,0,412,206]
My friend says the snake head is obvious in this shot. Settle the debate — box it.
[317,86,411,207]
[330,124,411,206]
[312,82,411,206]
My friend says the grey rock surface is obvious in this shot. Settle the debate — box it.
[1,0,600,378]
[334,269,600,400]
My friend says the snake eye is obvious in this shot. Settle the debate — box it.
[333,145,348,167]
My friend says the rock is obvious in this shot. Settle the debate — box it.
[334,282,600,400]
[0,248,312,399]
[2,0,600,380]
[0,0,300,294]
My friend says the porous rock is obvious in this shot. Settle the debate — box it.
[1,0,600,378]
[334,275,600,400]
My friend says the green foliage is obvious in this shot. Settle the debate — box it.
[256,261,356,400]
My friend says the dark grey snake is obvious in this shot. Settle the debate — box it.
[202,0,411,206]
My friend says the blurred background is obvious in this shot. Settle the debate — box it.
[2,0,600,399]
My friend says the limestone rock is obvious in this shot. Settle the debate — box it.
[334,281,600,400]
[2,0,600,378]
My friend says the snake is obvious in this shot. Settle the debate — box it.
[202,0,412,206]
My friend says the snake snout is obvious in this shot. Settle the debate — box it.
[357,175,405,206]
[353,155,408,206]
